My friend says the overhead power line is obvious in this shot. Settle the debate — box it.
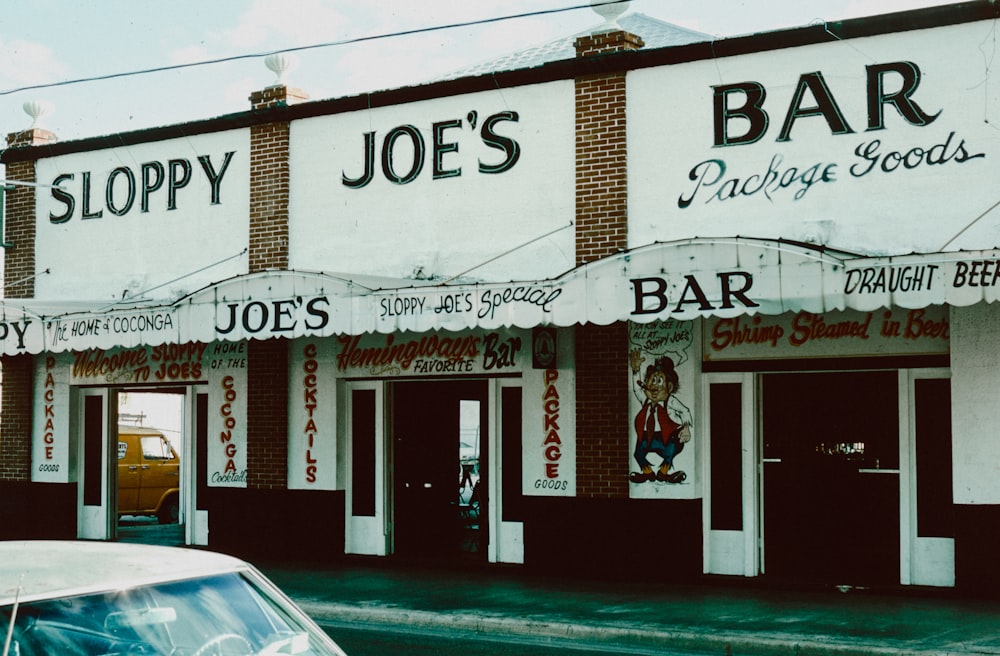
[0,0,630,97]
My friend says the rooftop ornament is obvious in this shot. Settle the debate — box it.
[22,99,54,130]
[590,0,630,32]
[264,53,298,88]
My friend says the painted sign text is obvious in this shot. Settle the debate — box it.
[49,152,236,223]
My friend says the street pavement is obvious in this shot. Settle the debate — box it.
[261,558,1000,656]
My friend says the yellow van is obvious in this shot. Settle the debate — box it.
[117,426,180,524]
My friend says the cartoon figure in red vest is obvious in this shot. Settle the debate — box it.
[629,349,692,484]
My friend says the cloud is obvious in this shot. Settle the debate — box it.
[212,0,352,51]
[0,38,67,86]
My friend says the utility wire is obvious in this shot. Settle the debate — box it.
[0,0,630,97]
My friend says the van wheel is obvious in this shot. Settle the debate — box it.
[158,497,179,524]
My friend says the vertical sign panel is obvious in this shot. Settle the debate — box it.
[205,342,248,487]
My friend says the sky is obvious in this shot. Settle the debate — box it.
[0,0,966,147]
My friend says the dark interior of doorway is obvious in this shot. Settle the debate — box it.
[392,380,487,562]
[762,371,899,587]
[115,388,186,547]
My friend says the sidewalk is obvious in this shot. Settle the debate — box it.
[262,559,1000,655]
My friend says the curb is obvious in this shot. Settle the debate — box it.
[298,601,964,656]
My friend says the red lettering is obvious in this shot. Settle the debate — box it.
[303,344,320,482]
[217,374,239,471]
[542,369,563,484]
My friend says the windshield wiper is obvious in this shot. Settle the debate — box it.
[3,574,24,656]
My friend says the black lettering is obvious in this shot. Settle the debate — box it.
[198,151,235,204]
[140,161,164,212]
[631,277,669,315]
[167,159,192,210]
[49,173,75,224]
[777,72,854,142]
[106,166,136,216]
[382,125,424,184]
[432,119,462,179]
[867,61,940,131]
[713,82,768,146]
[82,171,103,219]
[343,132,376,189]
[479,111,521,174]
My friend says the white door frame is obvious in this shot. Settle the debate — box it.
[701,371,758,577]
[77,388,114,540]
[343,380,388,556]
[900,367,954,587]
[491,378,524,564]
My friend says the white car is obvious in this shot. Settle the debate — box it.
[0,541,348,656]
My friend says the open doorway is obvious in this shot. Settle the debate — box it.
[391,380,488,561]
[115,389,186,546]
[761,371,900,586]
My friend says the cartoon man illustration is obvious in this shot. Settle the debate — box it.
[629,348,692,484]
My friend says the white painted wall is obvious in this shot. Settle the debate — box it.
[628,21,1000,255]
[288,82,575,283]
[950,303,1000,504]
[32,131,250,302]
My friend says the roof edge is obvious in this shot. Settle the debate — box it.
[3,1,995,164]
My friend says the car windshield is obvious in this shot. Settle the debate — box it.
[1,571,345,656]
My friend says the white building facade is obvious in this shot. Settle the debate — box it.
[2,2,1000,592]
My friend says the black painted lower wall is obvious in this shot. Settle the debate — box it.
[0,481,77,540]
[955,504,1000,596]
[202,488,346,565]
[522,497,703,583]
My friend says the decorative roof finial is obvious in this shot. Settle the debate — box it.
[264,53,299,87]
[590,0,629,32]
[23,100,54,129]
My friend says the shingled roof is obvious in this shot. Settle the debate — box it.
[438,12,710,81]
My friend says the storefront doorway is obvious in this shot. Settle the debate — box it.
[761,371,900,586]
[78,387,192,547]
[391,379,488,561]
[115,389,187,546]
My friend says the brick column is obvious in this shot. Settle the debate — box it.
[246,339,289,489]
[244,84,307,489]
[573,30,643,499]
[0,355,34,482]
[4,128,56,298]
[0,128,55,483]
[247,85,307,272]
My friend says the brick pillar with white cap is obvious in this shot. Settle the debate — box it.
[0,101,57,486]
[245,55,308,491]
[574,1,644,499]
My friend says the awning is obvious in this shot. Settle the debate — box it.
[0,237,994,357]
